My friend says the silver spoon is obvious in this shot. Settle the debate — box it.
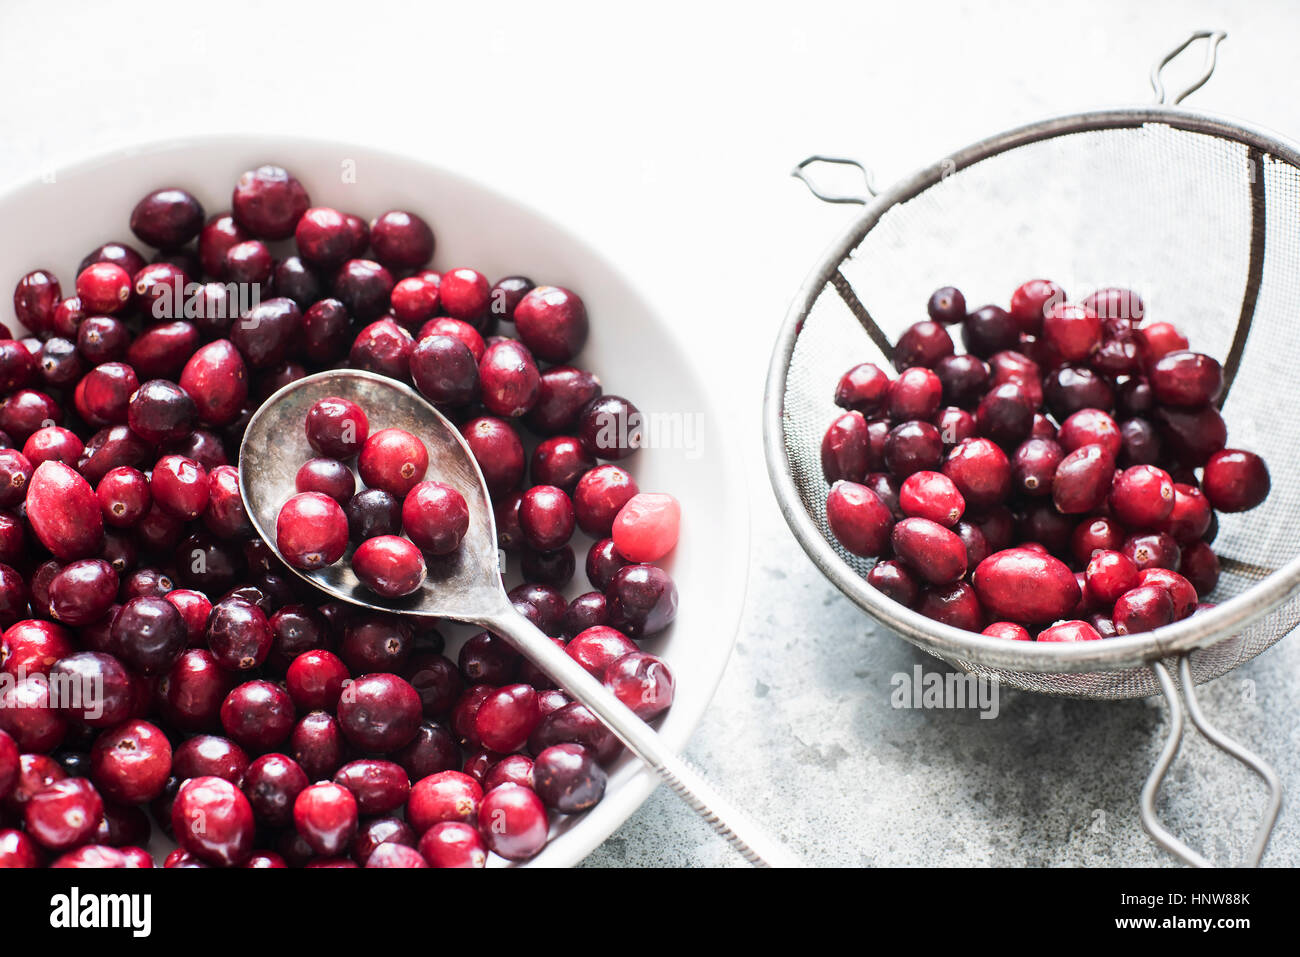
[239,369,798,868]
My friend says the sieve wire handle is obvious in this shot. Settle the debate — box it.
[791,156,877,205]
[1150,30,1227,105]
[1139,655,1282,867]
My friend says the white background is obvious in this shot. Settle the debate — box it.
[2,0,1298,866]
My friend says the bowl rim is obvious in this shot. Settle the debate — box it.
[0,132,752,866]
[764,105,1300,674]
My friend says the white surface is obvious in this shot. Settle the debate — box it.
[2,0,1299,867]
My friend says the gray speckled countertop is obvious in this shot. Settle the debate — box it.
[1,0,1297,870]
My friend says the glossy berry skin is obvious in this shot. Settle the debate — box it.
[418,821,487,868]
[477,782,548,861]
[573,464,638,538]
[1150,351,1223,408]
[369,210,435,269]
[293,782,358,857]
[972,548,1081,623]
[296,457,355,504]
[89,719,172,805]
[1201,449,1270,512]
[513,286,589,363]
[221,680,295,751]
[975,382,1034,449]
[172,775,255,866]
[533,743,606,813]
[408,771,482,834]
[893,321,954,371]
[479,339,541,417]
[1085,549,1140,606]
[925,286,966,324]
[305,396,369,459]
[25,778,104,851]
[277,492,349,570]
[286,649,350,712]
[48,559,118,627]
[332,759,410,816]
[887,367,943,420]
[865,559,920,608]
[898,471,964,527]
[241,754,309,828]
[1124,531,1182,573]
[1180,540,1221,597]
[1137,568,1198,620]
[1009,279,1064,334]
[604,564,678,638]
[883,420,944,476]
[604,652,675,719]
[76,263,132,315]
[27,461,105,561]
[232,165,310,239]
[1159,483,1213,543]
[1057,409,1121,458]
[961,305,1019,358]
[890,518,967,585]
[610,492,681,563]
[941,438,1012,509]
[410,334,479,407]
[48,651,133,729]
[982,621,1033,641]
[577,394,641,461]
[1113,584,1176,635]
[402,481,470,555]
[352,536,427,598]
[916,582,984,631]
[1041,302,1101,362]
[337,672,422,752]
[518,485,575,552]
[113,596,188,675]
[825,481,893,558]
[1037,620,1103,643]
[345,488,402,542]
[1110,465,1175,528]
[96,466,151,527]
[294,207,355,271]
[1052,444,1115,514]
[206,597,273,672]
[358,428,428,497]
[474,684,541,753]
[151,454,209,520]
[834,362,890,415]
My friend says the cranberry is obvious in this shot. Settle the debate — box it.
[21,425,80,467]
[481,754,535,793]
[1136,568,1197,620]
[206,597,272,672]
[932,406,977,448]
[885,367,940,421]
[235,755,305,832]
[893,321,954,371]
[472,782,545,861]
[175,340,249,428]
[586,538,630,591]
[1147,351,1223,407]
[970,547,1081,622]
[88,719,171,805]
[605,564,678,638]
[511,484,573,553]
[299,299,352,363]
[95,466,151,528]
[290,712,346,780]
[394,721,460,780]
[577,394,641,460]
[75,316,129,365]
[955,304,1014,357]
[266,603,331,667]
[388,276,441,328]
[49,651,134,729]
[941,437,1012,509]
[13,269,63,336]
[295,457,355,505]
[357,428,427,498]
[75,263,132,315]
[829,364,887,417]
[26,460,104,560]
[1139,321,1190,360]
[1201,449,1269,512]
[932,355,989,409]
[1180,540,1220,596]
[0,450,30,508]
[300,398,366,462]
[1038,302,1099,362]
[282,650,347,712]
[1113,584,1175,635]
[337,615,409,674]
[982,621,1032,641]
[228,297,301,370]
[231,165,309,239]
[1006,279,1062,333]
[360,842,425,867]
[144,454,206,521]
[883,517,963,585]
[1083,549,1140,606]
[513,286,589,363]
[47,559,117,627]
[1077,287,1143,322]
[1117,417,1162,466]
[337,672,422,752]
[123,380,193,446]
[1038,620,1103,642]
[528,438,593,495]
[438,267,491,325]
[169,774,253,865]
[274,491,347,571]
[24,778,103,851]
[1123,531,1182,573]
[1109,465,1175,528]
[353,816,416,865]
[410,334,479,407]
[352,536,427,598]
[127,187,203,249]
[866,558,920,607]
[158,649,228,731]
[288,782,357,859]
[477,339,540,418]
[1007,437,1059,498]
[463,416,526,495]
[405,771,481,834]
[1042,366,1113,421]
[1054,408,1118,457]
[459,636,519,687]
[0,828,40,867]
[882,420,942,476]
[217,680,293,752]
[335,261,396,322]
[290,207,351,270]
[340,489,397,545]
[916,581,984,631]
[1051,444,1114,514]
[2,619,75,678]
[974,382,1033,449]
[518,744,603,816]
[569,465,637,540]
[326,760,410,819]
[400,481,469,555]
[1153,404,1227,467]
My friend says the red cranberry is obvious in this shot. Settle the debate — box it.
[304,395,369,459]
[1056,409,1119,459]
[363,842,427,867]
[605,563,678,638]
[89,719,171,805]
[463,416,525,495]
[394,721,461,780]
[353,815,416,865]
[1149,351,1222,408]
[825,481,893,557]
[75,263,132,315]
[1039,302,1100,362]
[572,464,638,538]
[1081,287,1144,322]
[0,450,31,508]
[1136,568,1197,620]
[220,680,295,751]
[239,755,307,829]
[1113,584,1175,635]
[942,437,1011,508]
[293,207,354,270]
[527,743,604,814]
[865,559,920,607]
[22,425,82,466]
[886,517,964,585]
[300,299,352,363]
[885,367,941,421]
[1052,444,1115,514]
[439,267,491,325]
[832,363,888,416]
[401,481,470,555]
[390,276,441,328]
[513,286,589,363]
[883,420,943,476]
[1038,620,1103,642]
[147,454,207,520]
[514,484,573,552]
[334,260,396,322]
[3,619,75,678]
[158,649,228,731]
[169,774,253,866]
[1123,531,1182,573]
[337,672,422,752]
[586,538,630,591]
[982,621,1032,641]
[285,650,349,713]
[0,828,41,867]
[48,559,117,627]
[1139,321,1190,360]
[893,320,954,371]
[290,781,357,858]
[96,466,150,528]
[1109,465,1175,527]
[1201,449,1270,512]
[407,770,482,834]
[13,269,63,336]
[974,382,1033,449]
[276,492,348,570]
[1084,549,1140,606]
[971,547,1080,622]
[345,488,402,542]
[931,354,988,409]
[230,165,309,239]
[1153,404,1226,467]
[352,536,427,598]
[478,339,540,418]
[577,394,642,460]
[48,651,134,729]
[295,457,355,504]
[477,782,548,861]
[932,406,977,448]
[24,778,103,851]
[1007,279,1064,333]
[532,436,597,493]
[128,188,204,249]
[330,758,411,817]
[290,712,346,780]
[26,461,104,560]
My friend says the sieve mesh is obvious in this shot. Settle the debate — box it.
[772,112,1300,698]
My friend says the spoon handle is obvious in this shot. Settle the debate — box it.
[487,608,801,868]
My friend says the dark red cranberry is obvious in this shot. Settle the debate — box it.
[463,416,525,495]
[532,436,597,493]
[229,297,301,370]
[124,379,194,444]
[402,652,462,718]
[1084,549,1140,606]
[577,394,641,460]
[130,188,204,249]
[298,298,352,364]
[975,381,1033,448]
[1010,437,1062,497]
[0,674,67,751]
[75,316,129,365]
[562,591,609,636]
[1153,405,1227,467]
[605,564,678,638]
[922,285,966,324]
[1117,417,1161,466]
[459,633,520,685]
[231,165,309,239]
[529,743,604,814]
[513,285,589,363]
[516,484,574,552]
[303,396,367,460]
[1123,531,1182,573]
[172,775,254,866]
[13,269,62,336]
[882,420,943,476]
[206,597,272,672]
[292,457,353,505]
[825,481,893,557]
[1150,351,1223,407]
[1052,444,1115,514]
[221,680,295,751]
[1116,377,1155,418]
[50,651,135,728]
[338,615,411,674]
[586,538,630,591]
[1159,484,1212,543]
[961,305,1018,358]
[893,320,954,371]
[1113,584,1175,635]
[482,754,534,792]
[494,490,526,553]
[236,754,306,829]
[419,316,485,362]
[282,650,347,713]
[394,721,460,780]
[296,206,359,271]
[915,581,984,631]
[345,488,401,542]
[289,712,346,780]
[1044,365,1114,420]
[334,260,394,321]
[866,558,920,607]
[833,362,889,415]
[477,339,540,418]
[157,648,228,731]
[1,388,63,445]
[410,334,479,407]
[46,559,114,627]
[1179,540,1220,596]
[111,596,187,675]
[529,701,619,764]
[1202,449,1270,512]
[477,783,547,861]
[486,275,534,324]
[0,450,30,508]
[37,337,81,388]
[353,816,416,865]
[891,517,968,585]
[337,673,422,752]
[942,437,1011,508]
[933,354,990,409]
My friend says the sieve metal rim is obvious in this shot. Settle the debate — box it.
[764,105,1300,675]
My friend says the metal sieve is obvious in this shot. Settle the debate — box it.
[764,32,1289,866]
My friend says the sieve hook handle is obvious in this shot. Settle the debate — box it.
[791,156,878,205]
[1140,655,1282,867]
[1150,30,1227,105]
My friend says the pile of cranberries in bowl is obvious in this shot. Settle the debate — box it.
[0,164,682,868]
[821,280,1270,642]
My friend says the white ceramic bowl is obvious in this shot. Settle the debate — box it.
[0,135,749,867]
